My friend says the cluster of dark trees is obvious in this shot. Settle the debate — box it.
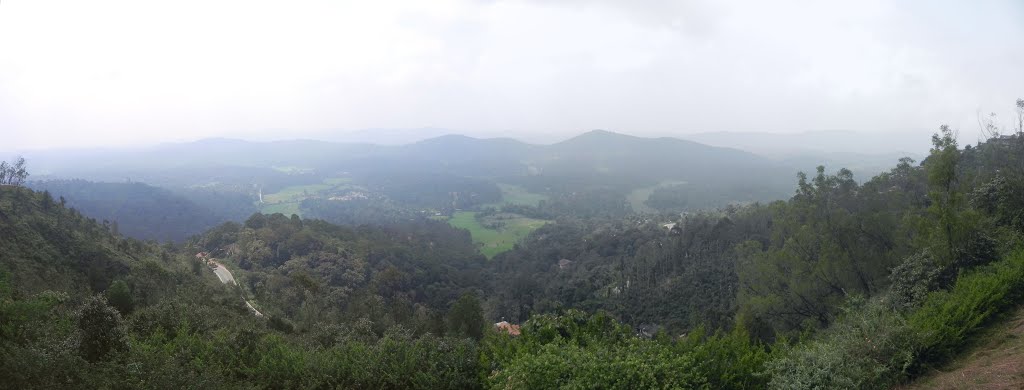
[300,197,420,226]
[358,171,502,210]
[0,184,489,388]
[193,211,490,336]
[0,157,28,186]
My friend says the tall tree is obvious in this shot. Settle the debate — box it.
[0,157,28,186]
[77,295,128,362]
[104,279,134,315]
[925,125,962,265]
[448,292,486,340]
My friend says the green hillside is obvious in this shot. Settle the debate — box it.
[4,121,1024,388]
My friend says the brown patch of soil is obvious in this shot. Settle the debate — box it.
[903,308,1024,389]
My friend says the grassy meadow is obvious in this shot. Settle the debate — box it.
[259,177,356,216]
[484,183,548,207]
[626,180,687,214]
[447,211,548,258]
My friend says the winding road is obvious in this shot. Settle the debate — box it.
[209,260,264,317]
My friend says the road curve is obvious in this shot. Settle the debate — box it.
[208,259,263,317]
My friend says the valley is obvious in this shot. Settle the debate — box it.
[3,2,1021,387]
[6,124,1024,388]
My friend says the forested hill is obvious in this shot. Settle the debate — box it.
[25,130,796,212]
[0,184,490,388]
[486,128,1024,337]
[4,123,1024,388]
[0,185,191,297]
[27,180,229,242]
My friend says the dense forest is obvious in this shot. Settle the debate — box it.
[27,180,232,242]
[4,112,1024,388]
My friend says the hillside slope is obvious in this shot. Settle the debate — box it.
[0,185,226,298]
[28,180,229,242]
[904,306,1024,389]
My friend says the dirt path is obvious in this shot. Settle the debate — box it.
[903,307,1024,389]
[208,259,263,317]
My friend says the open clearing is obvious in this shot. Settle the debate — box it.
[261,201,302,216]
[259,177,356,216]
[447,211,548,258]
[627,180,687,214]
[484,183,548,208]
[904,306,1024,389]
[262,183,333,203]
[323,177,353,185]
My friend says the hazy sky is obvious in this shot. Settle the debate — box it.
[1,0,1022,151]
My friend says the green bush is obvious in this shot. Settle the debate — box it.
[492,339,706,389]
[888,250,941,312]
[908,250,1024,368]
[483,310,770,389]
[684,326,771,390]
[766,299,915,389]
[767,250,1024,388]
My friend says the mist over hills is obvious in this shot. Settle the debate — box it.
[682,130,928,177]
[24,129,797,179]
[15,127,940,246]
[17,129,807,243]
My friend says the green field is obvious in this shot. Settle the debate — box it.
[484,183,548,208]
[447,211,548,258]
[271,165,315,174]
[261,201,302,217]
[627,180,687,214]
[323,177,353,185]
[262,183,333,203]
[260,177,356,216]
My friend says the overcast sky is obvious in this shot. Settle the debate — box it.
[1,0,1022,151]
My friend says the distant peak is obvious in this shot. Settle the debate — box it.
[581,129,622,137]
[554,129,647,145]
[415,134,480,144]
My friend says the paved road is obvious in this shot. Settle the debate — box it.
[209,260,263,317]
[212,263,236,284]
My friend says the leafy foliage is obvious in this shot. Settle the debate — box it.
[6,110,1024,388]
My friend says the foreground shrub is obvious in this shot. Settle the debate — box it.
[888,250,941,312]
[483,310,769,389]
[767,299,915,389]
[491,338,705,389]
[768,250,1024,388]
[908,250,1024,369]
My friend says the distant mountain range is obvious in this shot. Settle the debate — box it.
[24,129,784,181]
[27,180,229,242]
[681,130,928,178]
[20,129,932,200]
[15,129,941,242]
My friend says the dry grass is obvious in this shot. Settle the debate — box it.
[903,307,1024,389]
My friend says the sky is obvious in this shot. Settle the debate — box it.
[1,0,1022,151]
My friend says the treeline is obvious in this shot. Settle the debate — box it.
[0,156,29,186]
[194,212,489,335]
[0,185,490,388]
[359,171,502,210]
[486,127,1024,343]
[484,211,762,330]
[28,179,230,242]
[299,197,420,226]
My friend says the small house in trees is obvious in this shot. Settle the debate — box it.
[494,321,521,336]
[558,258,573,270]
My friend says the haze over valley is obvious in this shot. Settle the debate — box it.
[3,1,1024,388]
